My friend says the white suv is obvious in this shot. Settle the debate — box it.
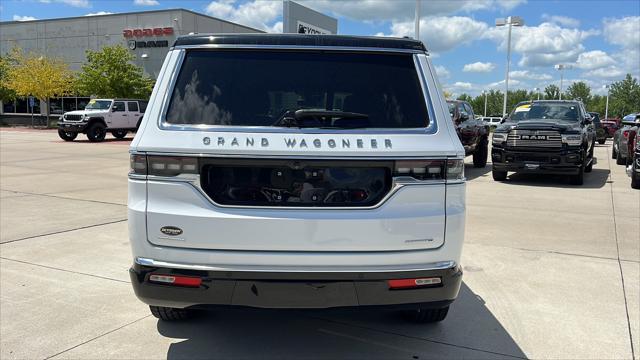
[128,34,466,323]
[58,98,147,142]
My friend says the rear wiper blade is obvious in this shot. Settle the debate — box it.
[294,109,369,120]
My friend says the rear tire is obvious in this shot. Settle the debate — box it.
[149,305,192,321]
[616,154,626,165]
[492,169,507,181]
[632,172,639,189]
[57,129,77,141]
[612,146,617,159]
[473,138,488,168]
[403,306,449,323]
[112,130,127,139]
[86,122,106,142]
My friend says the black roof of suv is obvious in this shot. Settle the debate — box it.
[172,34,427,51]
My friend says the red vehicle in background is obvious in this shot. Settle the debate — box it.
[601,119,620,138]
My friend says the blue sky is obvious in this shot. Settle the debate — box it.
[2,0,639,96]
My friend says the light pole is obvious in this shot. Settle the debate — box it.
[555,64,572,100]
[496,16,524,117]
[414,0,420,40]
[483,90,488,117]
[603,84,610,119]
[533,87,540,100]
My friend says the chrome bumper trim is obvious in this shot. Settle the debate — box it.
[134,257,457,273]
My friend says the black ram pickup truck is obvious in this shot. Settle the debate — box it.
[491,100,596,185]
[447,100,490,167]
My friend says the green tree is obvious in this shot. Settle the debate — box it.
[76,45,153,99]
[565,81,591,103]
[6,48,74,125]
[544,84,560,100]
[456,93,473,102]
[608,74,640,118]
[0,55,16,102]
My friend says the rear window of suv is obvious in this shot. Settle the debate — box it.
[165,50,429,128]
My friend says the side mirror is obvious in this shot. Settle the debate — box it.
[459,112,469,122]
[583,118,592,125]
[111,107,117,112]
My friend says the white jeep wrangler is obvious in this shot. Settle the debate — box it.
[128,34,466,323]
[58,98,147,142]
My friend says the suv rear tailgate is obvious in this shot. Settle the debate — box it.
[146,180,445,252]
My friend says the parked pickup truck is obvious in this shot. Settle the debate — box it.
[58,98,147,142]
[491,100,596,185]
[447,100,490,167]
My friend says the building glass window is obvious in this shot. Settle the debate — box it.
[49,98,63,114]
[63,97,77,112]
[15,98,28,113]
[77,97,90,110]
[3,100,16,113]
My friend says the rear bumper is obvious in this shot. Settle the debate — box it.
[129,260,462,310]
[492,147,583,175]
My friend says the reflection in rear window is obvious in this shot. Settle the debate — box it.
[165,50,429,128]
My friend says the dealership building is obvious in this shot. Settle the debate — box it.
[0,8,263,119]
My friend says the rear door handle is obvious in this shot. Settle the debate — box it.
[122,114,128,116]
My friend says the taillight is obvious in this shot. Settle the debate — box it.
[388,277,442,289]
[149,274,202,287]
[393,159,464,181]
[129,154,198,176]
[623,130,630,139]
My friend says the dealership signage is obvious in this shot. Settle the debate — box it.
[296,20,331,34]
[123,27,173,50]
[123,27,174,37]
[127,40,169,50]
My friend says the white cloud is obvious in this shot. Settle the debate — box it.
[509,70,553,80]
[205,0,280,32]
[134,0,159,5]
[463,62,495,73]
[575,50,616,70]
[583,66,626,79]
[488,79,522,88]
[434,65,450,79]
[603,16,640,49]
[452,82,473,90]
[484,22,599,67]
[304,0,525,22]
[84,11,113,16]
[541,14,580,28]
[13,15,37,21]
[383,16,488,53]
[39,0,90,7]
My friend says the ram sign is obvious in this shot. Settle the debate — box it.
[283,0,337,34]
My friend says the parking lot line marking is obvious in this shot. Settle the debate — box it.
[310,316,527,359]
[606,147,637,359]
[0,218,127,245]
[43,315,151,360]
[0,257,130,284]
[465,241,640,264]
[0,188,127,207]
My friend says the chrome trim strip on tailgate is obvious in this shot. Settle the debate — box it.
[135,257,456,273]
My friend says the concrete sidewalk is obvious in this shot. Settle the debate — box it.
[1,129,637,359]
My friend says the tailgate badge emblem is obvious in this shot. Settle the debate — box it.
[160,226,183,236]
[203,137,210,145]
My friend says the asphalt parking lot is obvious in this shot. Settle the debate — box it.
[1,128,638,359]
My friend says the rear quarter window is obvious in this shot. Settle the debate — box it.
[164,50,429,129]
